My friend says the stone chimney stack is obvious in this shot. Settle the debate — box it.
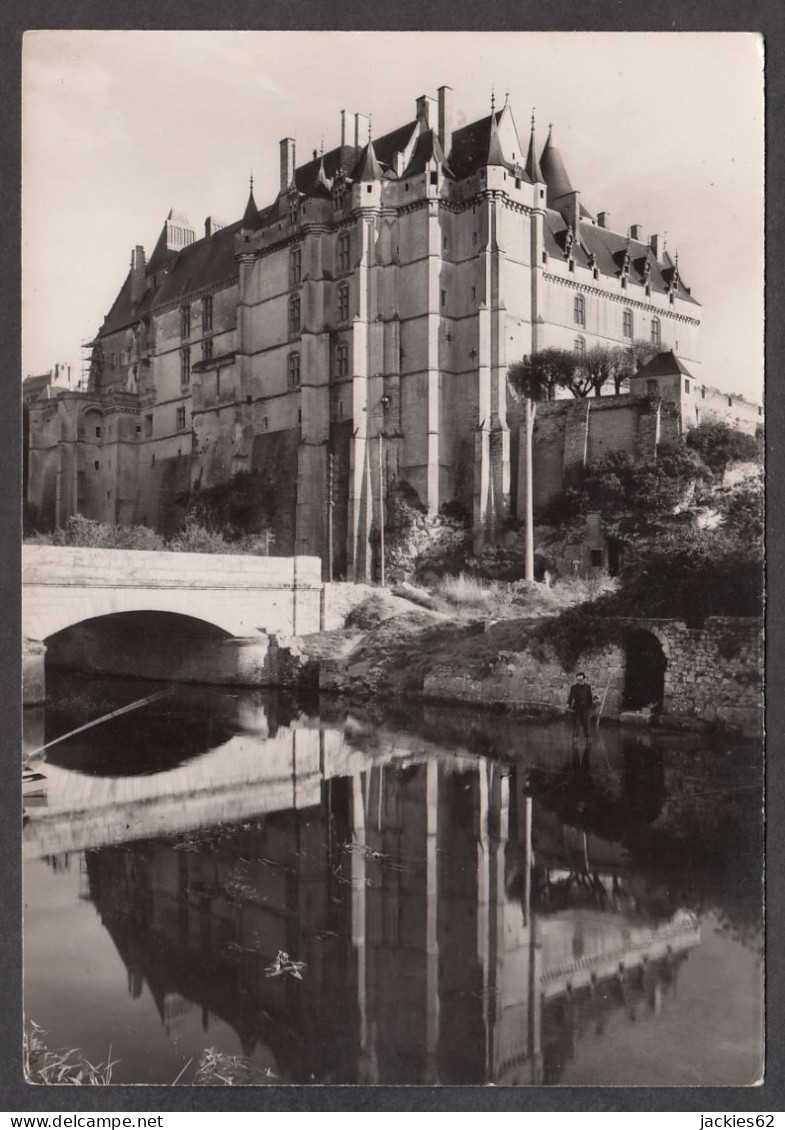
[280,137,296,193]
[597,211,610,229]
[438,85,453,154]
[340,110,355,147]
[416,94,436,125]
[129,245,146,305]
[629,223,643,241]
[649,233,661,258]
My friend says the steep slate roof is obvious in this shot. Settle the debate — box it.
[631,349,696,380]
[542,211,699,305]
[352,139,384,181]
[99,218,247,338]
[97,99,698,341]
[540,126,574,206]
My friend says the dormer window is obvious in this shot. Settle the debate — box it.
[647,379,658,396]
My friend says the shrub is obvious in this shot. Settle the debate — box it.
[685,420,761,477]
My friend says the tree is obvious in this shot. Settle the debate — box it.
[576,344,627,397]
[685,420,761,477]
[507,348,576,400]
[611,339,662,394]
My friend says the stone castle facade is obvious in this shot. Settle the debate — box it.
[28,85,719,578]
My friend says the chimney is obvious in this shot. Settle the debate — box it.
[416,94,435,125]
[280,137,296,193]
[354,113,370,148]
[129,245,146,305]
[649,233,661,258]
[559,190,581,237]
[204,216,224,238]
[340,110,355,147]
[597,211,610,229]
[438,85,453,154]
[629,223,643,241]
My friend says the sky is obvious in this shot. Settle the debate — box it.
[21,30,764,400]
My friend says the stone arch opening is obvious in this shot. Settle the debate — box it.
[623,628,667,711]
[45,610,235,685]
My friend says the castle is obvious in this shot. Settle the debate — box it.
[28,84,734,579]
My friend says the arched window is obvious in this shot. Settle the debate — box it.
[650,316,661,346]
[623,309,634,339]
[290,246,302,285]
[288,294,300,336]
[574,335,586,355]
[287,352,301,389]
[336,340,349,377]
[337,284,350,322]
[574,294,585,326]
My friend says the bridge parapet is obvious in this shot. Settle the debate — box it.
[22,544,323,656]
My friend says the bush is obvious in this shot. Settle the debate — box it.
[32,515,166,551]
[685,421,761,477]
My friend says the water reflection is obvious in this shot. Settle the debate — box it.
[23,679,762,1086]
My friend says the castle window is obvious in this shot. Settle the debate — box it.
[590,550,603,567]
[702,387,706,399]
[202,295,213,333]
[623,309,633,339]
[647,379,658,396]
[290,246,302,285]
[443,236,448,250]
[176,406,186,431]
[337,284,350,322]
[180,347,191,386]
[145,414,153,437]
[288,293,301,336]
[473,232,477,245]
[728,396,733,407]
[338,232,351,272]
[651,317,661,346]
[216,370,221,396]
[202,338,213,362]
[574,335,586,355]
[180,305,190,339]
[288,351,301,389]
[336,341,349,378]
[441,289,446,308]
[263,416,268,430]
[685,379,690,394]
[574,294,585,326]
[95,426,101,438]
[298,409,302,424]
[135,425,141,436]
[430,171,438,186]
[339,400,343,418]
[94,461,99,471]
[471,286,476,303]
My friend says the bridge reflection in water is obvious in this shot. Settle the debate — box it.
[25,685,701,1086]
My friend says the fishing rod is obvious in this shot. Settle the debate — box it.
[595,671,614,727]
[25,687,175,761]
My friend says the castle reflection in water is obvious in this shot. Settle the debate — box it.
[28,685,701,1086]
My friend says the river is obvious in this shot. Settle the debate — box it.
[23,672,764,1087]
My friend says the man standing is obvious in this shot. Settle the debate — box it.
[568,671,594,741]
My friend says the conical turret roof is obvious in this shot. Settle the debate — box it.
[525,115,543,183]
[241,186,261,230]
[486,111,506,168]
[540,125,574,204]
[354,139,384,182]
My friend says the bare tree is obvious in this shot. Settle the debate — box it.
[508,348,576,400]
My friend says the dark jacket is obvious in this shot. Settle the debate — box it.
[568,682,594,711]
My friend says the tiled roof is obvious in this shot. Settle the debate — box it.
[525,123,543,183]
[631,349,695,379]
[98,218,245,338]
[241,188,262,229]
[543,211,699,305]
[352,140,384,181]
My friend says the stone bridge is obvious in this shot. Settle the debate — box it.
[22,545,323,703]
